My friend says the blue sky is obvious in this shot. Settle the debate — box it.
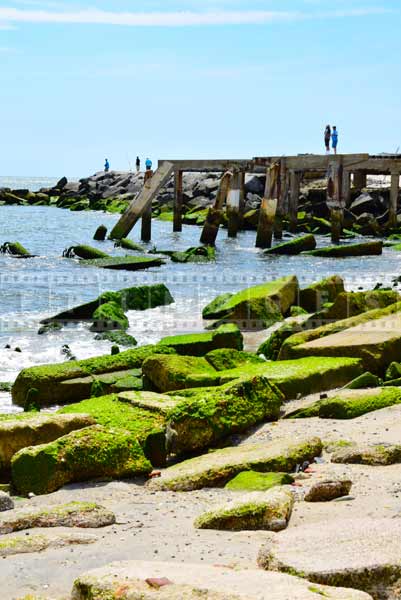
[0,0,400,177]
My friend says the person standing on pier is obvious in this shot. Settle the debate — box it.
[331,126,339,154]
[136,156,140,172]
[145,157,152,171]
[324,125,331,154]
[104,158,110,172]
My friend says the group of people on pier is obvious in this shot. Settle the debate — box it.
[324,125,339,154]
[104,157,152,173]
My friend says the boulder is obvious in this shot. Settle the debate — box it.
[225,471,294,491]
[81,256,165,270]
[350,192,381,216]
[0,491,14,511]
[72,560,371,600]
[93,225,107,241]
[194,487,294,531]
[308,241,382,258]
[202,276,299,329]
[286,387,401,419]
[245,175,265,195]
[299,275,345,313]
[0,501,115,533]
[147,436,323,491]
[11,425,152,495]
[304,479,352,502]
[331,442,401,465]
[158,324,243,356]
[264,234,316,255]
[0,413,95,478]
[12,344,177,408]
[257,518,401,598]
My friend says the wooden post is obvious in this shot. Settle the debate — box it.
[342,169,351,207]
[389,172,400,228]
[353,171,367,189]
[255,163,280,249]
[274,159,287,240]
[200,171,232,246]
[141,169,153,242]
[226,171,241,238]
[173,170,183,232]
[289,170,300,233]
[238,171,246,230]
[327,161,343,243]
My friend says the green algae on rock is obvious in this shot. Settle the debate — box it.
[0,501,115,534]
[59,394,167,466]
[264,234,316,255]
[63,244,109,259]
[12,343,176,408]
[158,324,243,356]
[308,240,383,258]
[257,320,305,360]
[286,387,401,420]
[94,331,137,347]
[147,436,323,492]
[202,276,299,329]
[299,275,345,313]
[11,425,152,495]
[205,348,265,371]
[0,241,33,257]
[331,442,401,466]
[143,354,218,392]
[91,300,129,331]
[385,361,401,381]
[170,245,215,263]
[315,289,400,322]
[225,471,294,491]
[114,238,144,252]
[194,487,294,531]
[343,372,381,389]
[0,413,95,480]
[81,255,165,271]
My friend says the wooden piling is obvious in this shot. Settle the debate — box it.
[255,163,280,249]
[289,171,300,233]
[227,171,241,238]
[274,159,287,240]
[327,161,343,243]
[353,170,367,189]
[200,171,232,245]
[342,169,351,207]
[389,172,400,228]
[173,170,183,232]
[140,169,153,242]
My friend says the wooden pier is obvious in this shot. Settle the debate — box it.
[109,153,401,247]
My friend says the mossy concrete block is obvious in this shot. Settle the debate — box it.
[64,245,109,259]
[59,394,167,467]
[318,290,400,322]
[279,301,401,360]
[158,324,243,356]
[0,241,32,257]
[284,311,401,373]
[94,331,137,347]
[147,436,322,491]
[202,276,299,329]
[331,442,401,466]
[225,471,294,492]
[142,354,218,393]
[118,390,182,414]
[170,245,215,263]
[0,413,95,479]
[344,372,381,389]
[286,387,401,420]
[12,344,176,408]
[308,241,383,258]
[0,530,96,557]
[0,501,115,533]
[168,376,283,455]
[385,361,401,381]
[91,300,129,331]
[11,424,152,495]
[264,234,316,255]
[257,320,304,360]
[304,479,352,502]
[115,238,144,252]
[299,275,345,313]
[81,256,165,271]
[71,560,372,600]
[205,348,265,371]
[194,487,294,531]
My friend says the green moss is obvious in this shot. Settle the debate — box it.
[287,387,401,419]
[344,371,381,389]
[290,306,308,317]
[64,245,109,259]
[205,348,264,371]
[264,234,316,255]
[94,331,137,347]
[158,323,243,356]
[114,238,144,252]
[81,256,164,270]
[299,276,345,313]
[0,241,31,256]
[143,354,217,392]
[11,425,152,495]
[319,290,400,321]
[157,210,174,221]
[308,241,383,258]
[385,362,401,381]
[170,246,216,263]
[225,471,294,491]
[257,321,302,360]
[92,301,129,331]
[12,344,177,408]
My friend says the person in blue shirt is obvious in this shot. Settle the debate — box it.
[331,127,339,154]
[145,158,152,171]
[104,158,110,172]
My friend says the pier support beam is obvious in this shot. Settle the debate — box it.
[342,170,351,207]
[200,171,232,246]
[389,172,400,228]
[141,170,153,242]
[327,161,343,244]
[226,171,241,238]
[353,170,367,189]
[274,160,287,240]
[289,170,301,233]
[256,163,279,249]
[173,170,183,232]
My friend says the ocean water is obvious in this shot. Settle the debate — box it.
[0,176,400,413]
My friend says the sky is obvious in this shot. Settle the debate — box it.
[0,0,400,177]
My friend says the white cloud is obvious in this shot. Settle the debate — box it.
[0,6,393,27]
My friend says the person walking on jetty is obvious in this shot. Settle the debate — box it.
[104,158,110,172]
[145,157,152,171]
[331,126,339,154]
[136,156,140,172]
[324,125,331,154]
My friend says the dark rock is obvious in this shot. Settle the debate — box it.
[245,175,265,195]
[56,176,68,189]
[93,225,107,241]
